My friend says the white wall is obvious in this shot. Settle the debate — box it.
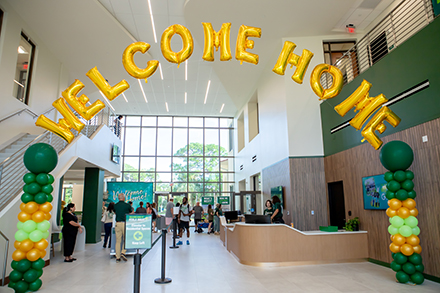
[0,1,69,146]
[71,184,84,211]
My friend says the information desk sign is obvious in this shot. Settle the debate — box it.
[125,214,152,250]
[202,196,214,205]
[217,196,230,205]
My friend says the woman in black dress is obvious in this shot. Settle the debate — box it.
[62,203,83,262]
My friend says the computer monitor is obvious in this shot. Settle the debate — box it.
[244,214,271,224]
[224,211,238,223]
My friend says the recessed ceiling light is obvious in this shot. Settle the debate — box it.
[158,63,164,80]
[185,60,188,81]
[220,103,225,113]
[204,80,211,104]
[184,92,187,104]
[165,102,169,112]
[138,79,148,103]
[18,46,28,54]
[147,0,157,43]
[99,91,115,111]
[122,93,128,103]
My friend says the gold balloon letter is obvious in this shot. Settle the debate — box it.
[122,42,159,83]
[202,23,232,62]
[36,115,75,143]
[86,67,129,101]
[272,41,314,84]
[310,64,343,100]
[235,25,261,65]
[62,80,105,120]
[361,107,401,149]
[334,80,388,130]
[161,24,194,67]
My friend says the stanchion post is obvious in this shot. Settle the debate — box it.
[169,216,179,249]
[154,229,172,284]
[133,250,142,293]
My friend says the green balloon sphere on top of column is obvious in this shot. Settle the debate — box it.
[379,141,414,171]
[23,143,58,174]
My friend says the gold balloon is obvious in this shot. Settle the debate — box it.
[32,211,46,223]
[40,249,47,259]
[272,41,314,84]
[52,98,85,132]
[14,241,22,250]
[402,198,416,210]
[390,235,394,242]
[18,211,32,222]
[400,244,414,256]
[122,42,159,82]
[310,64,343,100]
[406,235,420,246]
[361,106,401,150]
[35,115,75,143]
[386,208,397,218]
[62,80,105,120]
[20,239,34,252]
[235,25,261,65]
[27,248,41,262]
[202,22,232,62]
[24,202,39,214]
[388,199,402,210]
[161,24,194,66]
[413,245,422,254]
[392,234,406,246]
[12,249,26,261]
[409,208,419,217]
[44,212,51,221]
[39,202,53,213]
[86,67,129,101]
[20,203,26,211]
[389,243,401,253]
[397,207,410,219]
[35,239,49,251]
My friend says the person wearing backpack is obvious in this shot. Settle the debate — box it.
[177,197,192,245]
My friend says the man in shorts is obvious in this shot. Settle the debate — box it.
[177,197,192,245]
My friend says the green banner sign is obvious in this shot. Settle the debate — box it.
[217,196,230,205]
[107,182,153,210]
[125,214,152,250]
[202,196,214,205]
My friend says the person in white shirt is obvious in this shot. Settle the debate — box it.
[177,197,192,245]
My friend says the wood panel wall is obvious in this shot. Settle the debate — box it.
[324,117,440,278]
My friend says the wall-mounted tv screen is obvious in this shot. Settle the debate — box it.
[111,144,120,164]
[362,174,388,210]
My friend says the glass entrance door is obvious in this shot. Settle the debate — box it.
[154,193,169,216]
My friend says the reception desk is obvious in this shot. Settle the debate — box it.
[221,221,368,267]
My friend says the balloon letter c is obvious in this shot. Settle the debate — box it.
[122,42,159,83]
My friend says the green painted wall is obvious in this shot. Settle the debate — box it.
[82,168,104,243]
[321,17,440,156]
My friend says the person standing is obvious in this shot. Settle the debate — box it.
[165,197,174,232]
[114,115,123,138]
[103,202,115,248]
[271,196,284,224]
[177,197,192,245]
[135,202,147,213]
[114,193,134,263]
[207,204,214,234]
[62,203,83,262]
[151,202,158,232]
[214,203,223,235]
[263,200,274,217]
[192,202,204,233]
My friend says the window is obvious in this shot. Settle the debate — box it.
[323,41,358,85]
[369,32,388,65]
[14,32,36,104]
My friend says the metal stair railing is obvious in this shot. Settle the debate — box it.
[0,230,9,286]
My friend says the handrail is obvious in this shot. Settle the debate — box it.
[0,107,55,124]
[0,230,9,287]
[0,131,49,167]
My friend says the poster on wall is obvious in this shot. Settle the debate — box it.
[107,182,154,210]
[362,174,388,210]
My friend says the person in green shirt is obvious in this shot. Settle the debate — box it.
[271,196,284,224]
[114,193,134,262]
[263,200,274,217]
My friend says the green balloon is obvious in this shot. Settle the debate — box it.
[402,262,416,275]
[391,216,404,228]
[387,180,401,192]
[24,143,58,174]
[28,278,42,291]
[399,225,412,237]
[23,220,37,233]
[36,173,49,185]
[23,269,39,283]
[411,272,424,285]
[31,258,45,270]
[402,180,414,191]
[395,189,408,201]
[390,261,401,272]
[27,182,41,195]
[393,170,406,182]
[394,253,408,265]
[391,252,396,259]
[404,216,418,228]
[16,259,31,273]
[414,264,424,273]
[407,190,417,199]
[42,231,49,239]
[22,185,29,193]
[41,184,53,194]
[47,174,54,184]
[396,271,410,283]
[408,253,422,265]
[47,194,54,202]
[379,141,414,172]
[384,171,394,182]
[21,193,34,203]
[385,191,395,200]
[37,220,50,232]
[388,225,399,235]
[36,269,43,278]
[412,226,420,236]
[9,270,23,282]
[15,230,29,242]
[23,173,36,184]
[8,281,16,289]
[34,192,48,204]
[29,230,43,242]
[17,221,24,230]
[11,260,19,270]
[406,170,414,180]
[14,280,29,293]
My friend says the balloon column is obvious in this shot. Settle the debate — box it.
[380,141,424,285]
[9,143,58,292]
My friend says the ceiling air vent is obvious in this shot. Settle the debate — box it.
[239,164,244,171]
[252,155,257,163]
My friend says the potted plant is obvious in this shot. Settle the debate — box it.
[344,217,360,231]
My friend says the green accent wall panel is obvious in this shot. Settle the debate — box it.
[321,17,440,156]
[82,167,105,243]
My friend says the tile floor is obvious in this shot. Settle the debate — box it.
[34,232,440,293]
